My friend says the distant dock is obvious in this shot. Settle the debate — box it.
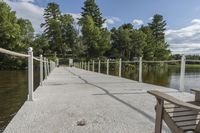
[3,67,195,133]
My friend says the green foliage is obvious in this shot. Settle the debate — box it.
[41,2,82,58]
[0,2,26,70]
[41,2,62,55]
[17,18,34,51]
[80,0,105,28]
[0,2,21,50]
[148,14,171,60]
[113,25,132,59]
[81,16,111,58]
[80,0,111,58]
[140,26,155,60]
[31,34,49,56]
[130,30,147,58]
[82,16,101,57]
[109,17,170,60]
[109,24,147,60]
[148,14,166,43]
[60,14,78,57]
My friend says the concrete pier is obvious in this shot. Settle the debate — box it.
[4,67,195,133]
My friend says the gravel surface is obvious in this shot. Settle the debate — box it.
[3,67,195,133]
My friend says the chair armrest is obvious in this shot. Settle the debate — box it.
[148,90,200,112]
[191,89,200,102]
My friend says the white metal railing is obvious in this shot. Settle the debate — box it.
[0,47,58,101]
[73,55,200,92]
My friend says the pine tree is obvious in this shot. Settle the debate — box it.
[60,14,79,57]
[148,14,170,60]
[80,0,111,58]
[82,16,101,57]
[140,26,155,60]
[130,30,146,58]
[80,0,105,28]
[41,2,63,55]
[148,14,166,43]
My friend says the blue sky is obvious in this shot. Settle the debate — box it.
[5,0,200,54]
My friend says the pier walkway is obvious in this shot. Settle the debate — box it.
[3,67,195,133]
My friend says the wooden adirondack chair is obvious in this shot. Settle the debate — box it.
[148,90,200,133]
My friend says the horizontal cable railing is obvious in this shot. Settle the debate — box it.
[0,47,58,101]
[142,60,180,63]
[186,60,200,63]
[0,48,29,57]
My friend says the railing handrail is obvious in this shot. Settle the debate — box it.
[0,47,58,101]
[0,48,29,57]
[0,47,51,63]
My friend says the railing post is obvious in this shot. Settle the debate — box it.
[56,58,59,67]
[49,61,51,73]
[139,57,143,83]
[40,55,43,86]
[48,60,50,74]
[52,61,54,70]
[51,61,53,70]
[85,62,87,70]
[107,59,109,75]
[88,61,90,71]
[28,47,33,101]
[119,58,122,77]
[98,59,101,73]
[81,61,83,69]
[180,55,186,91]
[44,57,47,79]
[47,59,49,75]
[92,60,95,72]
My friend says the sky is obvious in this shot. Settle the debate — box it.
[4,0,200,55]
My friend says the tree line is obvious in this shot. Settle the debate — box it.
[0,0,172,69]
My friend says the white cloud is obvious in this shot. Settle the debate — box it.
[67,13,81,23]
[103,17,120,28]
[148,17,153,21]
[166,19,200,55]
[132,19,144,26]
[5,0,44,33]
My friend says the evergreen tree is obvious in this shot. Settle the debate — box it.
[60,14,78,57]
[41,2,63,55]
[98,28,111,56]
[80,0,105,28]
[80,0,111,58]
[148,14,166,43]
[130,30,146,58]
[110,24,133,59]
[82,16,101,57]
[148,14,170,60]
[140,26,155,60]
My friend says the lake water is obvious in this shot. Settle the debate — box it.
[0,64,200,132]
[0,69,40,132]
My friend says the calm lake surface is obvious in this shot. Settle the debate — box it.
[0,64,200,132]
[0,69,40,132]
